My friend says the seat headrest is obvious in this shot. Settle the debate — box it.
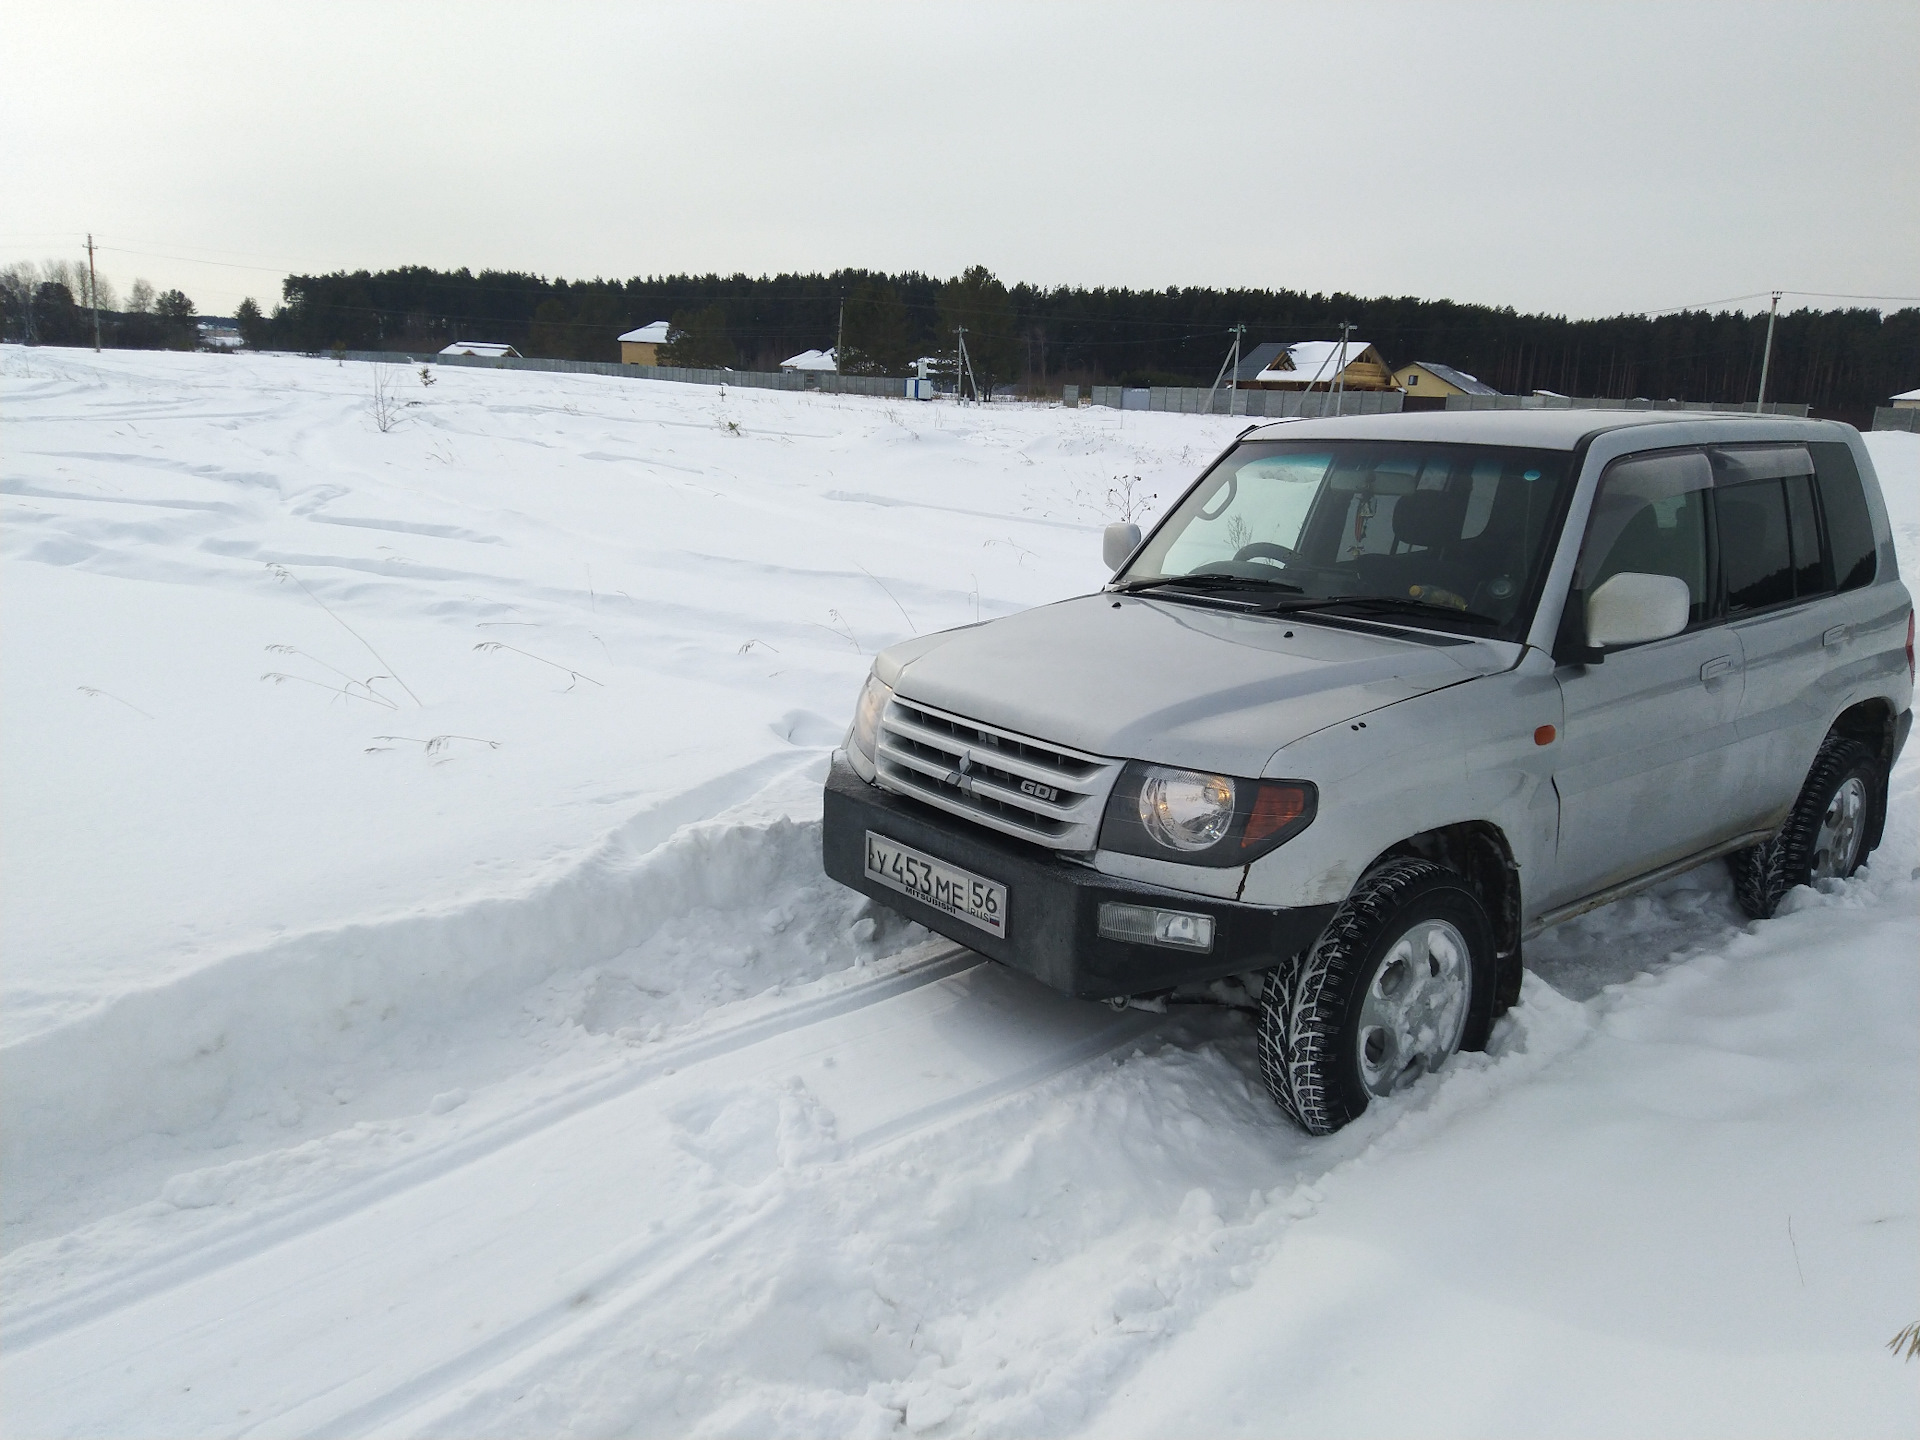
[1392,489,1468,549]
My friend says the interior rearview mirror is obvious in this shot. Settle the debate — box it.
[1103,522,1142,572]
[1586,571,1691,649]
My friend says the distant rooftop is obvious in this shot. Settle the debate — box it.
[780,347,838,371]
[1411,360,1500,396]
[1235,340,1378,384]
[619,321,671,345]
[439,341,520,358]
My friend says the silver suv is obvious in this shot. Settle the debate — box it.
[823,411,1913,1133]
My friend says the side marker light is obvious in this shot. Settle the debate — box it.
[1534,725,1557,746]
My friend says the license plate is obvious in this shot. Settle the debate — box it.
[864,832,1007,939]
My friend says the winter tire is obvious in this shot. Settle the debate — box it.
[1257,857,1496,1136]
[1726,734,1886,920]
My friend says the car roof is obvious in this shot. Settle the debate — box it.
[1240,408,1847,451]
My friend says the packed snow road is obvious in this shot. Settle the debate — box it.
[2,349,1915,1437]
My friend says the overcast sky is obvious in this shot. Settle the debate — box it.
[5,1,1916,321]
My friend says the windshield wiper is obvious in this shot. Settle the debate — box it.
[1115,573,1305,596]
[1115,578,1501,632]
[1269,594,1504,630]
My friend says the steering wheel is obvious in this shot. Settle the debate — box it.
[1233,542,1297,566]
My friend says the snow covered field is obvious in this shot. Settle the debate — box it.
[2,347,1915,1438]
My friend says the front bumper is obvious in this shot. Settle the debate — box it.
[822,753,1336,999]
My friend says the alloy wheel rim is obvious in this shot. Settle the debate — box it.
[1355,917,1472,1098]
[1811,775,1868,881]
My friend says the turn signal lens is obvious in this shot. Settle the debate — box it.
[1243,784,1309,847]
[1138,768,1235,851]
[850,673,893,760]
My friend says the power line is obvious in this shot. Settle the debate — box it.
[1641,290,1773,316]
[1643,287,1920,317]
[1780,288,1920,304]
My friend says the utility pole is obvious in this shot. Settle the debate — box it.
[955,326,980,404]
[835,290,845,375]
[1332,321,1352,417]
[1754,290,1782,413]
[86,234,101,352]
[1205,324,1246,416]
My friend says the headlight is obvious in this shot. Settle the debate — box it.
[1138,768,1235,851]
[849,672,893,761]
[1101,761,1316,867]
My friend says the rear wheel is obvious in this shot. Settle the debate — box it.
[1727,734,1885,920]
[1257,858,1496,1135]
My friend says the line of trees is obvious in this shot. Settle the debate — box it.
[245,265,1918,417]
[8,255,1914,416]
[1,262,199,350]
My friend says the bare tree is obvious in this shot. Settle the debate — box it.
[42,257,115,313]
[0,263,38,341]
[128,278,155,314]
[370,365,415,432]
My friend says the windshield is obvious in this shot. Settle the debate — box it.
[1119,438,1575,639]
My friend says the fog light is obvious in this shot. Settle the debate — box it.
[1098,902,1216,952]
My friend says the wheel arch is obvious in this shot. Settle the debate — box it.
[1365,821,1523,1016]
[1825,698,1896,851]
[1829,696,1897,769]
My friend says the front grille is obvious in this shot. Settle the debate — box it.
[874,697,1123,850]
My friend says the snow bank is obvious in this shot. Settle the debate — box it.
[5,759,815,1177]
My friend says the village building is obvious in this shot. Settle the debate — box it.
[1890,386,1920,411]
[438,341,521,359]
[1234,340,1395,392]
[1392,360,1500,398]
[618,321,671,365]
[780,347,838,372]
[196,318,244,350]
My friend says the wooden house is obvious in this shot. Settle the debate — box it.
[619,321,672,365]
[1235,340,1395,392]
[1392,360,1500,399]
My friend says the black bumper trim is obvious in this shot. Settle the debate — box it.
[822,754,1336,1000]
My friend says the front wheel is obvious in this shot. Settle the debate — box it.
[1727,734,1886,919]
[1257,858,1496,1135]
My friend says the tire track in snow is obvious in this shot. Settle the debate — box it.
[0,941,976,1353]
[303,1004,1165,1440]
[0,965,1166,1440]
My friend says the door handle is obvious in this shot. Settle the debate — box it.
[1699,656,1735,681]
[1823,624,1849,649]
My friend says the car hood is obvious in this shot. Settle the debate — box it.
[878,593,1514,777]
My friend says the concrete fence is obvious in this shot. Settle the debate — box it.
[324,350,925,398]
[314,352,1847,425]
[1085,386,1404,418]
[1445,394,1811,417]
[1871,407,1919,432]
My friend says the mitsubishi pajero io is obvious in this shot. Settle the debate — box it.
[823,411,1913,1133]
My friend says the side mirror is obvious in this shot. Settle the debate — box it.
[1103,522,1142,572]
[1586,572,1691,649]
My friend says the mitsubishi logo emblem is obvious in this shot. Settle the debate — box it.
[944,750,980,798]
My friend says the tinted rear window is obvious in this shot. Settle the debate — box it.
[1809,441,1877,591]
[1718,479,1794,612]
